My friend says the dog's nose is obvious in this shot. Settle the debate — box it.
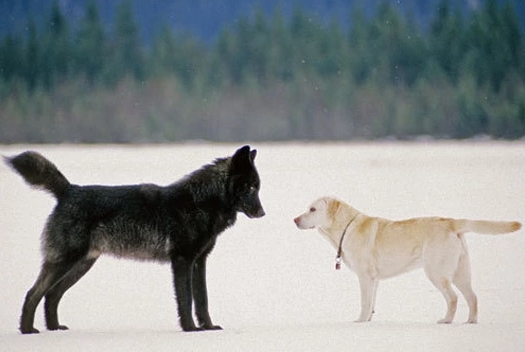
[293,217,299,225]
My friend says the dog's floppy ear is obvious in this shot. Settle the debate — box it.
[327,198,341,219]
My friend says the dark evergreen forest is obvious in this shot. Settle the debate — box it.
[0,0,524,143]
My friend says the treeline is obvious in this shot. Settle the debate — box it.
[1,0,524,143]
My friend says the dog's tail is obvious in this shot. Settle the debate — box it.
[453,219,522,235]
[4,151,71,200]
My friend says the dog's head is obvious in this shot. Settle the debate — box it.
[294,197,339,230]
[229,145,265,219]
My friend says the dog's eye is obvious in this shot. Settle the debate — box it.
[309,207,316,212]
[249,186,256,193]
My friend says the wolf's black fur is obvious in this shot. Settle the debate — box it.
[5,145,265,334]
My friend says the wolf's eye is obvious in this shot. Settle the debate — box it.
[309,207,316,212]
[249,186,256,193]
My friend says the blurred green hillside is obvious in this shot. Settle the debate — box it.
[1,0,524,143]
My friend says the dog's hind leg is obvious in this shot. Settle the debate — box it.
[424,251,459,324]
[20,261,78,334]
[423,235,461,324]
[171,255,200,332]
[44,257,98,331]
[192,248,222,330]
[453,250,478,324]
[427,275,458,324]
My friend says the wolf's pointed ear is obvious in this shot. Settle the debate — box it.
[233,145,250,159]
[249,149,257,163]
[231,145,252,171]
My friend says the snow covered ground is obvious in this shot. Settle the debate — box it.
[1,142,524,351]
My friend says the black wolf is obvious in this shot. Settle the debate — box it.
[5,145,265,334]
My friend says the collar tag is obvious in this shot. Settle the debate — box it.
[335,256,342,270]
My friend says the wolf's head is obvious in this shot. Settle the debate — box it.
[229,145,265,219]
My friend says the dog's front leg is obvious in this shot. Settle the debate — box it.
[171,256,200,332]
[192,254,222,330]
[355,275,378,323]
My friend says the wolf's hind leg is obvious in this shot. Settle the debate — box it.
[45,257,98,331]
[20,261,78,334]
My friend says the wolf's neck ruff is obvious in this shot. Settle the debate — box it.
[335,214,358,270]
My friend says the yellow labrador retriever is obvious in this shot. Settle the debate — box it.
[294,197,521,324]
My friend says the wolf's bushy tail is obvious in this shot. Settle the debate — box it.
[453,219,522,235]
[4,151,70,200]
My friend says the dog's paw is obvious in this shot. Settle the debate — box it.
[353,318,370,323]
[437,318,453,324]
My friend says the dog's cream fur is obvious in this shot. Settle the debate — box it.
[294,197,521,324]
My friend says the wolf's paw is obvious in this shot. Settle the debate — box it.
[20,326,40,334]
[203,324,222,330]
[182,326,205,332]
[48,324,69,331]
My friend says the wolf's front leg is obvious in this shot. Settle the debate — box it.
[192,255,222,330]
[171,256,201,332]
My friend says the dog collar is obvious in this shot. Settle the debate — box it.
[335,214,358,270]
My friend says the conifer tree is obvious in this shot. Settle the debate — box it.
[75,0,105,85]
[41,1,71,87]
[108,0,144,82]
[25,16,39,91]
